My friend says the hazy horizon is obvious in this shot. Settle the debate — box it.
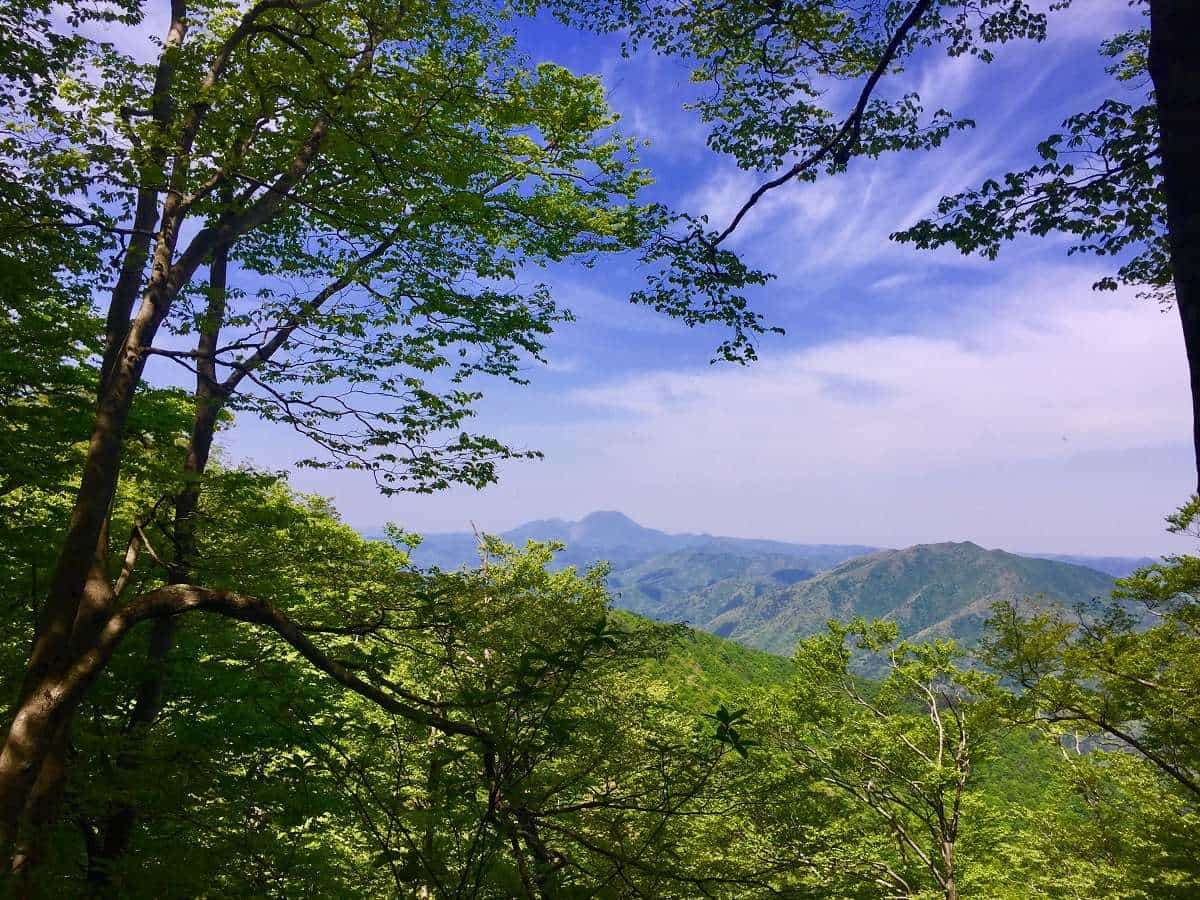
[359,507,1171,561]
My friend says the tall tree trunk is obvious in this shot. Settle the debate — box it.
[90,244,230,885]
[10,540,120,883]
[8,721,69,886]
[99,191,160,393]
[0,171,186,879]
[1149,0,1200,494]
[940,839,957,900]
[2,1,362,869]
[1,257,177,862]
[98,0,185,390]
[1,508,126,870]
[0,4,193,857]
[15,0,189,709]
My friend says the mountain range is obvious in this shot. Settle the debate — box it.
[624,541,1115,655]
[383,511,1144,656]
[399,510,875,571]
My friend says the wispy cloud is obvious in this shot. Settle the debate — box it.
[574,273,1184,467]
[870,273,920,291]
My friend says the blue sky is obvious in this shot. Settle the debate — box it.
[217,2,1195,556]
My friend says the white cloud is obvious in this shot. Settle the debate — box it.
[573,270,1183,470]
[1046,0,1143,43]
[870,273,919,291]
[545,354,582,374]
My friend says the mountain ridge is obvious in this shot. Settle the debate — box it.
[365,514,1134,658]
[689,540,1117,655]
[388,510,876,573]
[376,511,1154,579]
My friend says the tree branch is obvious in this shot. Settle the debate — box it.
[712,0,935,246]
[117,584,494,744]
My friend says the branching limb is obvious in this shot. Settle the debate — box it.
[712,0,936,246]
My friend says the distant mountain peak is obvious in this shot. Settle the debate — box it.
[579,510,640,525]
[574,510,649,538]
[569,510,666,547]
[904,540,985,553]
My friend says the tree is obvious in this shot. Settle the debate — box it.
[0,0,769,879]
[1147,0,1200,492]
[767,620,1011,900]
[8,470,412,895]
[982,498,1200,811]
[896,0,1200,493]
[977,501,1200,895]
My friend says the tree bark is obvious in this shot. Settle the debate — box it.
[97,0,187,389]
[5,4,194,835]
[1149,0,1200,494]
[5,579,492,869]
[90,244,231,882]
[0,211,188,864]
[0,4,368,868]
[940,840,957,900]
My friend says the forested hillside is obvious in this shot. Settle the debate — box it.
[696,542,1116,653]
[4,0,1200,896]
[411,516,1121,656]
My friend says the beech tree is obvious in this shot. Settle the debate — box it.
[768,620,1010,900]
[0,0,772,879]
[978,501,1200,895]
[2,465,771,894]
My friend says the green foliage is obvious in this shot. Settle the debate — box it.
[895,14,1170,303]
[4,2,1199,895]
[741,610,1200,898]
[643,618,795,709]
[1,0,782,496]
[982,508,1200,812]
[629,208,780,363]
[0,286,195,685]
[763,619,1011,896]
[975,497,1200,895]
[558,0,1051,174]
[2,473,786,895]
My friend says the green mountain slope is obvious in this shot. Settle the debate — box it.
[626,542,1115,656]
[610,548,818,624]
[651,620,797,708]
[385,514,1128,663]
